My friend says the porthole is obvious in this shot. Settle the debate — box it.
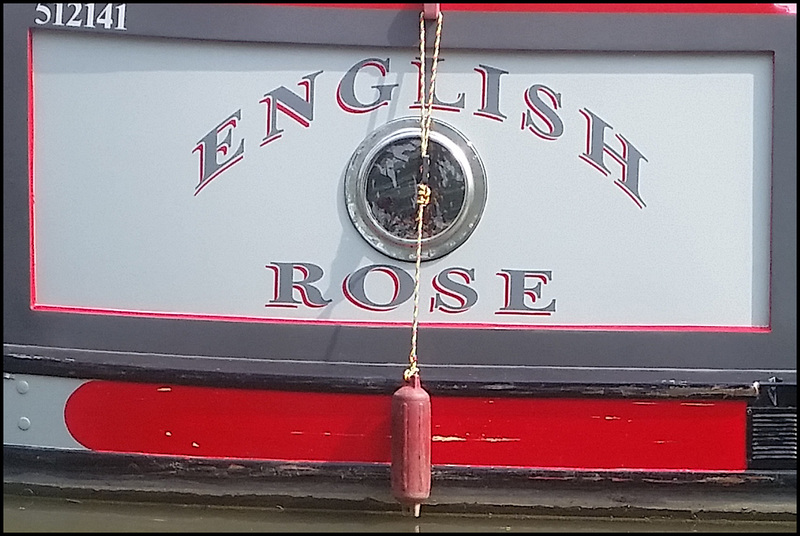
[344,118,487,262]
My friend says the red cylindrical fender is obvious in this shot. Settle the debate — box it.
[391,374,431,517]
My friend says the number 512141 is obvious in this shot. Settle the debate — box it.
[34,3,127,31]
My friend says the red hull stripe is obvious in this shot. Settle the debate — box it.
[65,381,747,471]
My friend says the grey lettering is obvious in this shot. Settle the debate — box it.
[523,84,564,140]
[267,262,331,308]
[337,58,399,113]
[193,110,245,195]
[345,265,414,311]
[579,108,648,207]
[497,269,556,313]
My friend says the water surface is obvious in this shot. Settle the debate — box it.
[4,494,796,533]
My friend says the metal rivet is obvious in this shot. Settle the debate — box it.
[18,417,31,430]
[16,381,29,394]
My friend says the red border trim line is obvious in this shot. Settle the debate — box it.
[31,304,770,332]
[28,30,36,308]
[279,3,795,15]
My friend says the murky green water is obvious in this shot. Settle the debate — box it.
[3,494,796,533]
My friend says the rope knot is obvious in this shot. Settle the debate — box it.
[416,183,431,208]
[403,362,420,382]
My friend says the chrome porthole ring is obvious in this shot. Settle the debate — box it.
[343,117,487,262]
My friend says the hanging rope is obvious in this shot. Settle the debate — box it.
[405,9,443,382]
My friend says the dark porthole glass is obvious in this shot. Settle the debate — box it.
[364,138,466,241]
[344,118,486,262]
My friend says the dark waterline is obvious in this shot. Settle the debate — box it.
[3,494,796,533]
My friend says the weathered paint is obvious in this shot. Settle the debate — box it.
[64,380,748,471]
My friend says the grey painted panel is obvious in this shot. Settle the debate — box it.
[28,31,770,327]
[3,373,85,449]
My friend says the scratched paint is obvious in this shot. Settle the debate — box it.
[64,381,748,470]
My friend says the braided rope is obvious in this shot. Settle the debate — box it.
[405,9,443,382]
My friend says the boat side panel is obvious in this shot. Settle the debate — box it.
[3,4,796,386]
